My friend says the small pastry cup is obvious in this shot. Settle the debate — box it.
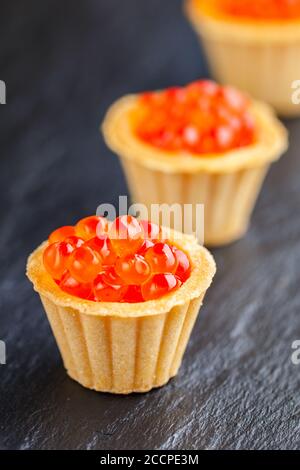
[185,0,300,117]
[26,229,216,394]
[102,95,288,246]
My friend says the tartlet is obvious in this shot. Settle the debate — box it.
[185,0,300,116]
[26,216,216,394]
[102,81,288,246]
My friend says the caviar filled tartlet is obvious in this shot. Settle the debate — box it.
[26,215,216,394]
[102,80,288,246]
[185,0,300,116]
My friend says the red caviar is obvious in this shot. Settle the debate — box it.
[139,220,161,242]
[43,215,192,303]
[60,272,93,299]
[85,236,117,266]
[43,241,74,280]
[122,285,144,303]
[67,245,102,283]
[115,254,151,285]
[173,249,191,282]
[141,274,181,301]
[217,0,300,20]
[138,239,155,256]
[75,216,108,240]
[135,80,256,155]
[93,270,128,302]
[144,243,178,274]
[63,236,85,249]
[49,226,75,244]
[109,215,144,257]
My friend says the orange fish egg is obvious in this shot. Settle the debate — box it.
[172,247,191,282]
[43,241,74,280]
[75,216,108,240]
[115,254,151,285]
[141,273,181,301]
[139,220,161,242]
[93,271,128,302]
[109,215,144,257]
[67,245,102,283]
[144,243,178,274]
[48,226,75,244]
[85,236,117,266]
[59,272,93,299]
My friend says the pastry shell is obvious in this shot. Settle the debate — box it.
[102,95,288,246]
[26,229,216,394]
[185,0,300,116]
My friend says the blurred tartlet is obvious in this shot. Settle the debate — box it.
[102,80,288,246]
[26,215,216,394]
[185,0,300,116]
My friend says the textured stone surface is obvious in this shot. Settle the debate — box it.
[1,0,300,450]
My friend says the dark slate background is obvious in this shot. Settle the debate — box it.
[0,0,300,450]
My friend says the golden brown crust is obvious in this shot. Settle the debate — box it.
[26,228,216,318]
[102,94,288,174]
[185,0,300,43]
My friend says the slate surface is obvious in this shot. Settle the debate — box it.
[1,0,300,451]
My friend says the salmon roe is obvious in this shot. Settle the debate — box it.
[43,215,191,303]
[217,0,300,20]
[134,80,256,155]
